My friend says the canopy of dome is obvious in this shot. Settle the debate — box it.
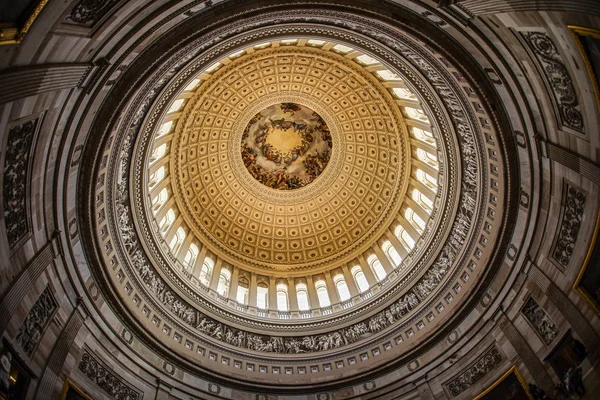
[6,1,598,399]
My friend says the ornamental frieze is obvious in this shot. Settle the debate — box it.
[521,297,559,345]
[79,348,141,400]
[444,345,502,397]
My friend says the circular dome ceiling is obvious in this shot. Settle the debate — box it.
[80,3,516,392]
[168,45,412,270]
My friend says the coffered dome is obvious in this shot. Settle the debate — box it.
[2,1,599,399]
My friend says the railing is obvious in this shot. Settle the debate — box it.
[278,311,291,319]
[340,299,354,309]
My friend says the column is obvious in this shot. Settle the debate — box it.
[341,264,360,297]
[497,312,554,393]
[209,258,223,292]
[358,255,378,286]
[287,278,299,312]
[373,243,394,274]
[530,263,600,362]
[35,300,88,398]
[248,273,258,308]
[386,230,409,260]
[305,275,320,309]
[228,266,239,302]
[192,246,208,277]
[324,272,340,305]
[269,276,277,311]
[0,234,60,334]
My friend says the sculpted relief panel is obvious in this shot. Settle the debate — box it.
[521,296,559,345]
[522,31,584,132]
[2,119,37,248]
[15,286,58,356]
[444,345,502,397]
[552,185,585,267]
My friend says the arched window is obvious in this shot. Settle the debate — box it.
[149,166,165,189]
[296,283,310,311]
[183,244,198,271]
[416,149,438,169]
[356,54,378,65]
[393,87,417,101]
[334,274,351,301]
[412,189,433,211]
[351,265,370,293]
[367,254,387,281]
[412,127,435,146]
[236,278,249,305]
[416,169,437,189]
[394,225,416,250]
[150,144,167,164]
[167,98,185,113]
[405,208,426,233]
[157,121,173,138]
[159,209,175,234]
[315,279,330,308]
[184,78,200,91]
[405,107,429,123]
[216,268,231,297]
[332,44,353,53]
[376,69,402,81]
[382,240,402,267]
[256,283,268,309]
[199,257,213,286]
[151,188,168,213]
[276,283,289,311]
[169,227,185,254]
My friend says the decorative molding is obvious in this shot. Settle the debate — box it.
[551,185,585,267]
[522,31,584,132]
[79,348,141,400]
[0,64,90,105]
[444,345,502,397]
[521,297,559,345]
[15,286,58,356]
[2,118,38,248]
[65,0,122,28]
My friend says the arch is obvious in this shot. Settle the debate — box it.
[183,243,198,271]
[151,188,168,213]
[334,274,351,301]
[296,283,310,311]
[159,209,175,234]
[405,207,426,233]
[199,257,213,286]
[382,240,402,267]
[367,254,387,281]
[150,143,167,164]
[256,282,269,309]
[395,225,416,250]
[276,282,289,311]
[351,265,370,293]
[169,227,185,254]
[149,166,166,189]
[236,277,249,305]
[315,279,331,307]
[216,267,231,297]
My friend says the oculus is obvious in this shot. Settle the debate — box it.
[241,103,332,190]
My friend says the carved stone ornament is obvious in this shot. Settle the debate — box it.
[79,348,141,400]
[445,345,502,397]
[15,286,57,356]
[552,186,585,267]
[522,31,584,132]
[3,119,37,248]
[66,0,121,27]
[521,297,559,345]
